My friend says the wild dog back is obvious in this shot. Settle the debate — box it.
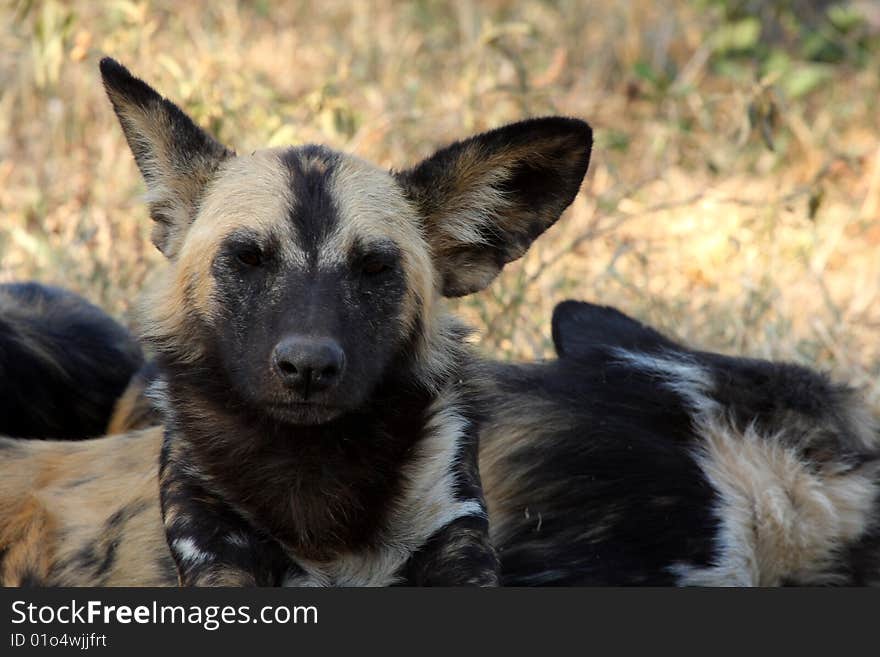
[0,282,144,439]
[480,301,880,586]
[0,429,172,586]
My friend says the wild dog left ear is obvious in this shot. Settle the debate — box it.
[551,300,677,359]
[397,117,592,297]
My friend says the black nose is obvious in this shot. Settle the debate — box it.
[271,336,346,397]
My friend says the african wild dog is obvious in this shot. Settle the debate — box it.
[4,59,876,588]
[3,299,879,586]
[50,57,589,587]
[481,301,880,585]
[0,282,144,440]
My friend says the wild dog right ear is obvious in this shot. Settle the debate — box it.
[100,58,233,257]
[551,300,676,358]
[397,117,592,297]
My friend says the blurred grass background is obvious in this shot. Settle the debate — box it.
[1,0,880,406]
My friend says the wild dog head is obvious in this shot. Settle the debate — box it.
[100,58,592,425]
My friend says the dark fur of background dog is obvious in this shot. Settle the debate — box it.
[482,301,880,585]
[0,282,143,440]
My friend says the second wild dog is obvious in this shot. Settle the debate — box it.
[480,301,880,585]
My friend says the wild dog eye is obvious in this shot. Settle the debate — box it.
[356,241,400,280]
[361,255,396,277]
[234,246,263,268]
[362,259,390,276]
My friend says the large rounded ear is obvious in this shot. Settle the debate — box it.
[99,57,234,258]
[396,117,592,297]
[551,300,677,359]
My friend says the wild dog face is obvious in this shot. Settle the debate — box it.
[100,58,592,426]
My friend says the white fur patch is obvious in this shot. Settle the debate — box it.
[612,348,719,416]
[172,537,213,566]
[144,377,172,417]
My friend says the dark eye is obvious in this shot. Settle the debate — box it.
[361,256,394,276]
[362,259,390,276]
[235,247,263,268]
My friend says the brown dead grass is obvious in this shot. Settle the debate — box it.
[1,0,879,407]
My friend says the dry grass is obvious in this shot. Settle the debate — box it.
[2,0,880,406]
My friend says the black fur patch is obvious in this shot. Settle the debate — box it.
[404,515,498,586]
[486,356,719,585]
[279,146,342,257]
[17,569,43,588]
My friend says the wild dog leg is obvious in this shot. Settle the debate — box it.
[404,514,499,586]
[159,436,292,586]
[403,433,499,586]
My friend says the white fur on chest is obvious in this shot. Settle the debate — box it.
[283,389,484,586]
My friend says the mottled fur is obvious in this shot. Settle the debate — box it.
[0,429,172,586]
[0,282,144,440]
[106,362,162,435]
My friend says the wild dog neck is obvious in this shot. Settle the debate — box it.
[155,324,474,562]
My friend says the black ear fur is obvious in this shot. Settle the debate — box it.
[551,300,678,359]
[398,117,592,297]
[100,57,233,257]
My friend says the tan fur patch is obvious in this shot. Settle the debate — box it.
[674,417,879,586]
[0,430,172,586]
[0,496,56,585]
[106,371,160,434]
